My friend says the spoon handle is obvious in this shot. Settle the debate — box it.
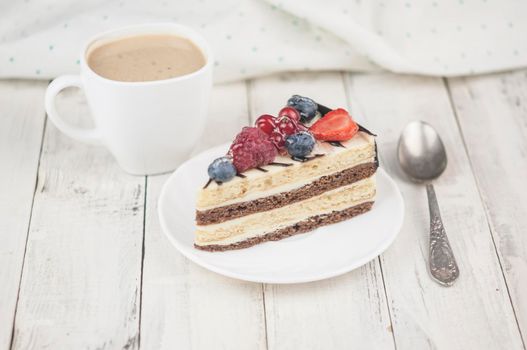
[426,184,459,286]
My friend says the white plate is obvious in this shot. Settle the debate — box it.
[158,143,405,284]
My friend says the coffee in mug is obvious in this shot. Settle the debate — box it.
[87,34,206,82]
[44,23,213,175]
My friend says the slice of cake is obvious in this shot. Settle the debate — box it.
[195,96,378,251]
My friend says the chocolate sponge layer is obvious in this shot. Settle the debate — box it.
[196,162,377,225]
[195,201,374,251]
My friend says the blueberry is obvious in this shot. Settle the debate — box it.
[285,131,315,158]
[208,156,237,182]
[287,95,318,123]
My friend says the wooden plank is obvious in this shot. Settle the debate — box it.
[140,82,267,350]
[346,73,524,349]
[447,70,527,342]
[250,72,395,350]
[11,87,145,349]
[0,80,47,350]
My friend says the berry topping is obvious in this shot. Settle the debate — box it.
[269,130,286,150]
[285,131,315,158]
[287,95,318,123]
[309,108,358,141]
[253,108,306,154]
[229,127,277,172]
[207,156,237,182]
[255,114,276,135]
[278,106,301,123]
[276,115,298,136]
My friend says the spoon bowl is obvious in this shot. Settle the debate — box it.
[398,121,447,182]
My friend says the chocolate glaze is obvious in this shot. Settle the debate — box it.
[203,178,213,189]
[291,156,306,162]
[317,103,332,116]
[269,162,293,167]
[203,178,228,188]
[358,124,377,137]
[327,141,346,148]
[374,140,379,169]
[291,153,324,162]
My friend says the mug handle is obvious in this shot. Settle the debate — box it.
[45,75,102,144]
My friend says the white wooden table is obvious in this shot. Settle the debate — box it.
[1,70,526,350]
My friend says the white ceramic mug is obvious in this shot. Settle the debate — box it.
[45,23,213,175]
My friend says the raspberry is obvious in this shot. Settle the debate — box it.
[228,127,277,172]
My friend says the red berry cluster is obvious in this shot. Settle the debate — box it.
[227,107,307,173]
[255,107,306,153]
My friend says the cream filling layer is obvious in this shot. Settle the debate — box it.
[197,132,375,209]
[195,176,376,246]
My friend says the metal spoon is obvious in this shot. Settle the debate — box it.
[397,121,459,287]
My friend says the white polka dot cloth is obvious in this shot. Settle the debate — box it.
[0,0,526,82]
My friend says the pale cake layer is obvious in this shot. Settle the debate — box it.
[197,132,375,210]
[195,176,376,247]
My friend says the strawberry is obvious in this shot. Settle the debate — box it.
[309,108,358,141]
